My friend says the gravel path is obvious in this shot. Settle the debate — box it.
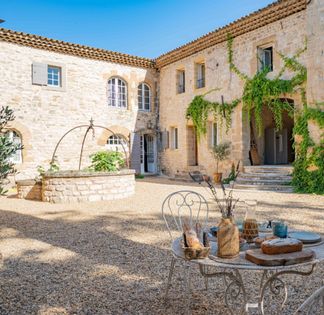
[0,178,323,315]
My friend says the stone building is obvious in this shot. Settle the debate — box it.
[0,28,159,178]
[0,0,323,181]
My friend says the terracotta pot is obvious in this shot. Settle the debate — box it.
[217,217,240,258]
[213,172,222,183]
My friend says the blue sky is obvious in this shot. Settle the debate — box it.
[1,0,275,58]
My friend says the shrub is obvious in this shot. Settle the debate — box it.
[212,142,231,173]
[0,106,23,195]
[89,151,125,172]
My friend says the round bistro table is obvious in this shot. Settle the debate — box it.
[171,236,324,315]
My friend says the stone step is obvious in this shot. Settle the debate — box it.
[233,183,294,193]
[244,165,293,175]
[235,178,292,185]
[238,173,292,181]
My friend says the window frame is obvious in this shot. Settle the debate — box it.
[138,82,151,111]
[211,122,218,147]
[108,77,128,109]
[177,69,185,94]
[47,65,61,87]
[258,46,273,72]
[6,130,22,164]
[170,127,178,150]
[195,62,206,89]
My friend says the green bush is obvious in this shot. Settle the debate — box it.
[89,151,125,172]
[0,106,23,195]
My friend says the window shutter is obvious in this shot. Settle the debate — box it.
[207,122,213,149]
[162,130,169,150]
[32,63,47,85]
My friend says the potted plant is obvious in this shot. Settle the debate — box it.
[212,141,231,183]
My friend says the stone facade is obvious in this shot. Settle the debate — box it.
[158,11,309,178]
[0,41,158,179]
[0,0,323,183]
[42,170,135,203]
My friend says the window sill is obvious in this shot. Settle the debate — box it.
[43,85,66,92]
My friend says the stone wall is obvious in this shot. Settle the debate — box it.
[159,11,307,178]
[0,42,158,179]
[42,169,135,203]
[16,179,42,200]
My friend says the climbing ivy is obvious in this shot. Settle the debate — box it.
[292,104,324,194]
[227,35,307,135]
[186,90,239,139]
[186,34,323,194]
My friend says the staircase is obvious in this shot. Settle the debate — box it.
[234,165,294,192]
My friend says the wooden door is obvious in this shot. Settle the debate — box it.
[187,127,198,166]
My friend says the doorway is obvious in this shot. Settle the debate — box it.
[141,134,156,173]
[187,126,198,166]
[253,102,294,165]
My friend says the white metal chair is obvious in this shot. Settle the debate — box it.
[294,285,324,315]
[161,190,210,306]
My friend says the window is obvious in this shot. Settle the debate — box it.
[6,130,22,164]
[211,122,218,147]
[208,122,218,149]
[177,70,185,94]
[107,134,127,146]
[32,62,64,89]
[170,127,178,150]
[195,63,205,89]
[138,83,151,111]
[108,77,127,108]
[258,47,273,72]
[47,66,61,87]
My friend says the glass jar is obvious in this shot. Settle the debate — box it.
[242,200,258,243]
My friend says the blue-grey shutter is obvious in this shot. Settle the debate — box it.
[130,132,141,174]
[32,62,47,85]
[162,130,169,150]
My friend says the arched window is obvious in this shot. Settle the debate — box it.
[108,77,127,108]
[6,130,22,164]
[138,83,151,111]
[107,134,127,146]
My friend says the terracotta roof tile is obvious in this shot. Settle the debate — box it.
[155,0,307,68]
[0,28,155,69]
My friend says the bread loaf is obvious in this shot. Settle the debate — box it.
[182,221,204,250]
[261,238,303,255]
[254,235,278,247]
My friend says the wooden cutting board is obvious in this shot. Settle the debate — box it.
[245,249,315,266]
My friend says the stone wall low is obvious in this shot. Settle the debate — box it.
[41,169,135,203]
[16,179,42,200]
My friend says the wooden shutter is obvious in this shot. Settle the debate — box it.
[130,132,141,174]
[32,63,47,85]
[162,130,169,150]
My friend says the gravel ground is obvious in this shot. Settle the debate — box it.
[0,177,323,315]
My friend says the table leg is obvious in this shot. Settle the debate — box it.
[258,263,317,315]
[224,269,247,315]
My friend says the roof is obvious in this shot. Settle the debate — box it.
[0,28,155,69]
[156,0,307,68]
[0,0,307,70]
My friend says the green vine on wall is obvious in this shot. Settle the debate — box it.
[227,35,307,135]
[186,89,239,139]
[186,34,323,194]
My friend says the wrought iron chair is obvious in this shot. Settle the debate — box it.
[161,190,210,305]
[294,285,324,314]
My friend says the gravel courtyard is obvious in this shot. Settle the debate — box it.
[0,178,323,315]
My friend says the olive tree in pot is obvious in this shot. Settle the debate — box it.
[212,141,231,183]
